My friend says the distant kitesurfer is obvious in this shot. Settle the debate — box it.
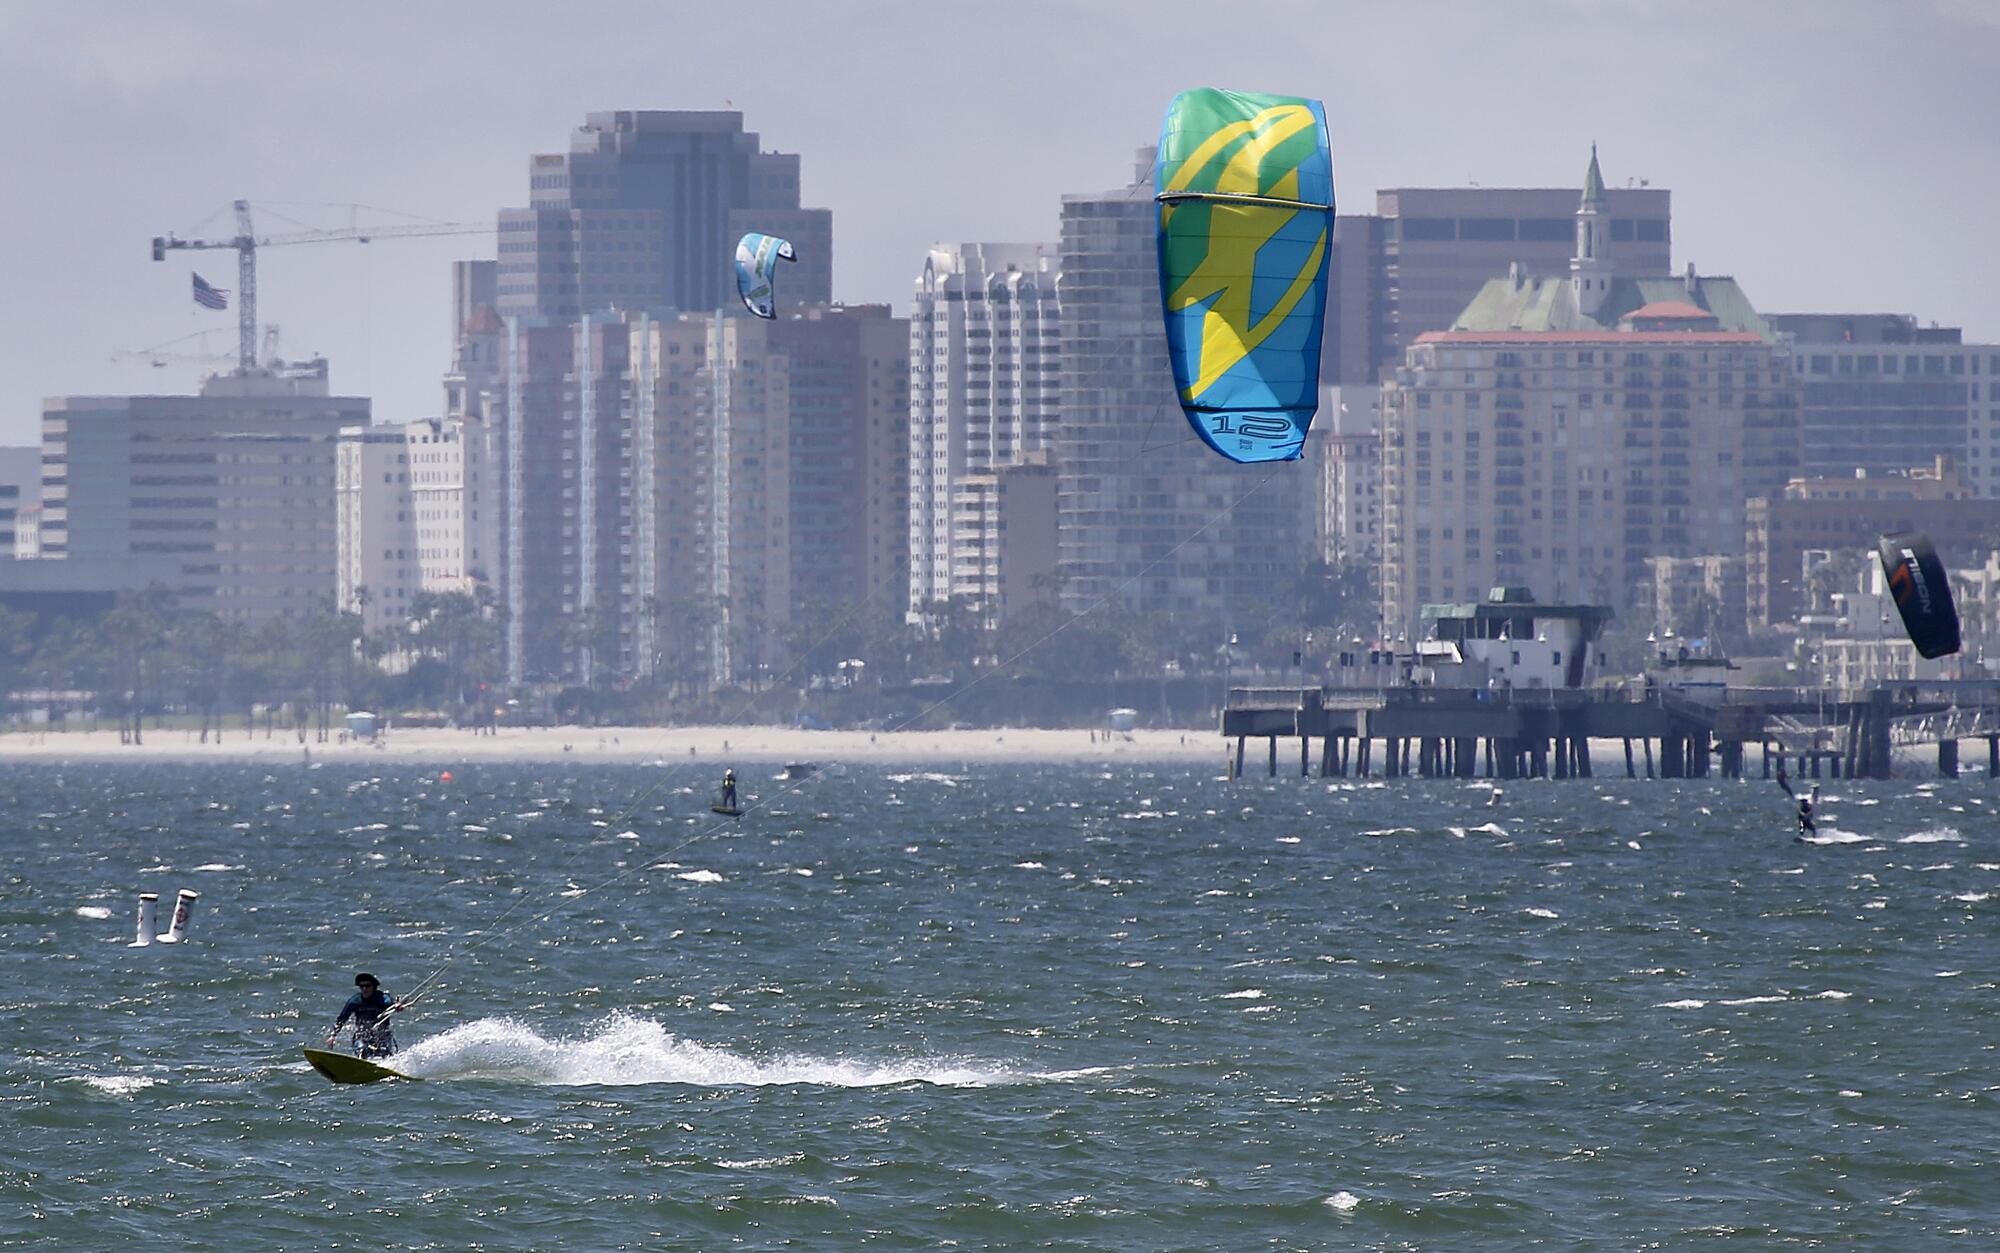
[1776,767,1818,840]
[329,973,401,1058]
[720,769,738,811]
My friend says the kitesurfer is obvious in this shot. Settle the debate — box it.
[720,768,739,811]
[329,973,401,1058]
[1776,767,1817,840]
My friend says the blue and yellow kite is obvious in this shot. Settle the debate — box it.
[1155,89,1335,463]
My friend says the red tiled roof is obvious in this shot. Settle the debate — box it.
[463,303,503,335]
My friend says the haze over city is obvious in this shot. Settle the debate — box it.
[12,6,2000,1246]
[3,0,1996,439]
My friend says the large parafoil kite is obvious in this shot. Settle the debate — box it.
[1155,88,1335,463]
[1877,531,1961,659]
[734,232,795,319]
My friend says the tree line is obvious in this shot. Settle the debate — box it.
[3,559,1378,733]
[0,586,502,741]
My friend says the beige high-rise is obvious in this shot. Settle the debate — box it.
[629,306,909,687]
[1379,150,1799,636]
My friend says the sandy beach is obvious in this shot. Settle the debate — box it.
[0,724,1223,766]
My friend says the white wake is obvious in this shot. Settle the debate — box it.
[387,1013,1029,1088]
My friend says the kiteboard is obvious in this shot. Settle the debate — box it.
[710,804,743,818]
[303,1046,418,1085]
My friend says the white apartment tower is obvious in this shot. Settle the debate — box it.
[908,243,1060,618]
[337,417,495,636]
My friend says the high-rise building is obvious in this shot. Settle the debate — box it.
[908,242,1060,618]
[484,314,634,682]
[336,424,417,634]
[337,417,496,635]
[40,363,363,621]
[1743,458,2000,630]
[1056,150,1312,625]
[628,306,909,687]
[1378,151,1796,633]
[495,110,832,321]
[480,109,843,684]
[1327,174,1671,384]
[451,260,496,353]
[0,446,38,558]
[948,452,1058,621]
[1320,385,1382,565]
[1767,314,2000,493]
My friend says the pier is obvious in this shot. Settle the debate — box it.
[1221,680,2000,781]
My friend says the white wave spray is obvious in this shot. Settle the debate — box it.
[388,1013,1031,1088]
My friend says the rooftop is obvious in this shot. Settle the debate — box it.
[1449,272,1773,338]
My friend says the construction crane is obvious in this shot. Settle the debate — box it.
[152,200,489,374]
[114,326,281,371]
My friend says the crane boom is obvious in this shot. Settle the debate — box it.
[152,200,489,374]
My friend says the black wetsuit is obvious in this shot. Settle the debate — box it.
[1778,773,1816,839]
[721,776,738,809]
[335,989,399,1058]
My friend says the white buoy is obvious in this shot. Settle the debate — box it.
[158,889,199,944]
[130,893,158,947]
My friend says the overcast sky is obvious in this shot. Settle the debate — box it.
[2,0,1995,444]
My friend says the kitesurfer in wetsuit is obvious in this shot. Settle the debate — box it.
[329,973,401,1058]
[1776,767,1817,840]
[720,769,738,811]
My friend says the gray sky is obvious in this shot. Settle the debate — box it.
[2,0,1995,444]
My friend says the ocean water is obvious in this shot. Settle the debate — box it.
[4,759,1997,1249]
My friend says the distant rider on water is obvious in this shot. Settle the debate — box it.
[330,972,401,1058]
[1776,766,1818,840]
[720,768,738,810]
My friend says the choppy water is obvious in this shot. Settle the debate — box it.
[5,759,1998,1248]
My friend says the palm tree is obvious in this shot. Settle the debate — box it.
[98,585,176,745]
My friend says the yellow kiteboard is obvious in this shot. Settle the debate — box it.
[303,1047,419,1085]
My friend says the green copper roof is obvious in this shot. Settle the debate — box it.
[1448,273,1774,338]
[1582,144,1605,202]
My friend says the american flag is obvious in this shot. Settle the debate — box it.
[192,273,229,311]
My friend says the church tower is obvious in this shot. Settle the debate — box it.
[1570,144,1613,321]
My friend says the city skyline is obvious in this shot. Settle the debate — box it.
[2,1,1997,441]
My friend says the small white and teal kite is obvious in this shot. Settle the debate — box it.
[734,232,796,319]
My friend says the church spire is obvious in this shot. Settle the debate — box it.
[1571,143,1612,320]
